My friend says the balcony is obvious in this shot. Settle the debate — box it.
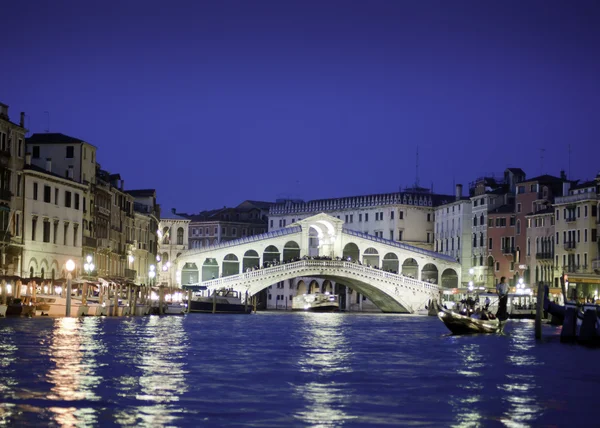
[83,236,97,248]
[0,148,11,162]
[565,216,577,223]
[563,241,576,251]
[124,268,136,280]
[97,238,110,249]
[536,252,553,260]
[502,247,515,255]
[0,188,12,202]
[565,265,590,274]
[555,192,598,205]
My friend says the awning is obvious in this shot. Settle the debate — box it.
[568,275,600,285]
[182,284,207,291]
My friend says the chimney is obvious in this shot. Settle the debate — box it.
[20,112,25,127]
[25,153,31,165]
[45,158,52,173]
[455,184,463,201]
[120,179,124,191]
[171,208,176,214]
[560,170,566,180]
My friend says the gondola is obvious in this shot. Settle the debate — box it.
[437,306,506,335]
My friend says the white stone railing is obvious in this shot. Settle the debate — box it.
[199,259,439,298]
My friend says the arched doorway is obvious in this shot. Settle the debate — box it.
[282,241,300,262]
[402,258,418,278]
[382,253,399,273]
[342,243,359,262]
[421,263,438,284]
[222,254,240,277]
[309,280,319,293]
[202,258,219,281]
[297,280,308,295]
[263,245,281,267]
[162,253,169,264]
[441,268,459,288]
[181,262,199,285]
[322,280,333,293]
[363,248,379,267]
[243,250,260,272]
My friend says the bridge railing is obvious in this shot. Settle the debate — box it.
[197,259,440,294]
[342,228,457,264]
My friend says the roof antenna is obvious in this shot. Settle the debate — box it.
[44,111,50,133]
[415,146,420,188]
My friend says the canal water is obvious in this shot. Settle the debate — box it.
[0,313,597,427]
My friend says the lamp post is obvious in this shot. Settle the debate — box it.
[83,255,95,306]
[65,259,75,317]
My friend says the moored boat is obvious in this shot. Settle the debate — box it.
[292,293,339,312]
[438,307,506,335]
[189,288,252,314]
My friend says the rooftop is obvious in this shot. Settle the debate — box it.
[488,204,515,215]
[26,132,96,147]
[127,189,156,197]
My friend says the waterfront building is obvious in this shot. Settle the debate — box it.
[487,203,516,286]
[21,156,86,279]
[554,175,600,297]
[0,102,26,276]
[434,184,473,285]
[25,132,97,271]
[525,208,555,286]
[468,168,524,287]
[158,209,190,287]
[127,189,160,286]
[185,200,272,249]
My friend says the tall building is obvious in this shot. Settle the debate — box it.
[434,184,473,286]
[0,102,26,277]
[554,175,599,298]
[525,207,555,286]
[127,189,160,286]
[21,156,86,279]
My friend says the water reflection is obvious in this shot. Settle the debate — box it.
[116,316,189,427]
[46,317,102,427]
[0,325,17,423]
[451,342,484,427]
[293,313,356,426]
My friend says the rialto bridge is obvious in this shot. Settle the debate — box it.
[174,213,461,313]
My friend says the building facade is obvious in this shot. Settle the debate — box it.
[434,184,472,286]
[158,209,190,287]
[554,176,599,298]
[127,189,160,286]
[21,159,86,279]
[525,208,555,286]
[0,102,26,277]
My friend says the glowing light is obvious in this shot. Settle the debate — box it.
[89,263,95,271]
[149,271,156,279]
[66,260,75,272]
[519,278,524,285]
[166,262,171,268]
[150,265,155,272]
[156,255,161,262]
[128,254,134,263]
[162,265,168,271]
[469,268,475,275]
[86,255,92,264]
[6,284,12,294]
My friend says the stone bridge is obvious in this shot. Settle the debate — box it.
[174,213,461,313]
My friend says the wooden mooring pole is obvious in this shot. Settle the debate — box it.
[535,281,545,340]
[212,290,217,314]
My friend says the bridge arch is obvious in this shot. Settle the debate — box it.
[402,258,419,278]
[282,241,300,262]
[297,280,307,295]
[382,253,399,273]
[222,254,240,277]
[182,262,199,285]
[441,268,459,288]
[421,263,438,284]
[363,247,380,267]
[263,245,281,267]
[243,250,260,272]
[342,243,360,261]
[309,280,319,293]
[322,279,333,293]
[202,259,219,281]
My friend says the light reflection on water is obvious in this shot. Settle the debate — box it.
[0,314,598,427]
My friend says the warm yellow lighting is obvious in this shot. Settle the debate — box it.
[66,260,75,272]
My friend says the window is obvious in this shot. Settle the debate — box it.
[488,237,493,250]
[585,229,588,242]
[177,227,184,245]
[365,213,369,222]
[556,209,559,221]
[66,146,74,158]
[16,174,22,197]
[398,230,403,241]
[585,205,588,217]
[43,220,50,242]
[31,217,37,240]
[390,230,394,240]
[517,203,521,213]
[65,191,72,208]
[473,216,477,227]
[516,220,521,235]
[577,207,581,218]
[496,262,500,271]
[270,220,273,228]
[15,213,20,236]
[480,233,484,247]
[399,211,403,220]
[390,211,394,220]
[359,213,362,222]
[32,146,40,158]
[427,213,431,222]
[44,185,51,203]
[64,223,68,245]
[18,139,22,157]
[350,214,353,223]
[345,215,349,223]
[53,221,58,244]
[73,224,78,246]
[592,229,597,242]
[33,183,38,200]
[427,232,431,243]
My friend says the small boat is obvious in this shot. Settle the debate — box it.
[189,288,252,314]
[0,304,7,317]
[5,298,35,317]
[438,307,506,335]
[292,293,339,312]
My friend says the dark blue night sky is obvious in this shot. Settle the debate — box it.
[3,0,599,212]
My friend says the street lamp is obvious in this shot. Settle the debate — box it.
[84,255,95,278]
[149,265,156,286]
[65,259,75,317]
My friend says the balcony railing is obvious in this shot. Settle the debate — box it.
[555,192,598,205]
[536,252,553,260]
[563,241,576,251]
[83,236,97,248]
[565,265,590,274]
[502,247,515,255]
[565,216,577,223]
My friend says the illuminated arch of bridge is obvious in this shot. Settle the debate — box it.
[175,213,460,313]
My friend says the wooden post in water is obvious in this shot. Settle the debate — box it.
[212,290,217,314]
[253,295,257,314]
[244,290,248,313]
[535,281,545,340]
[82,282,88,306]
[187,289,191,313]
[1,279,6,305]
[113,284,119,316]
